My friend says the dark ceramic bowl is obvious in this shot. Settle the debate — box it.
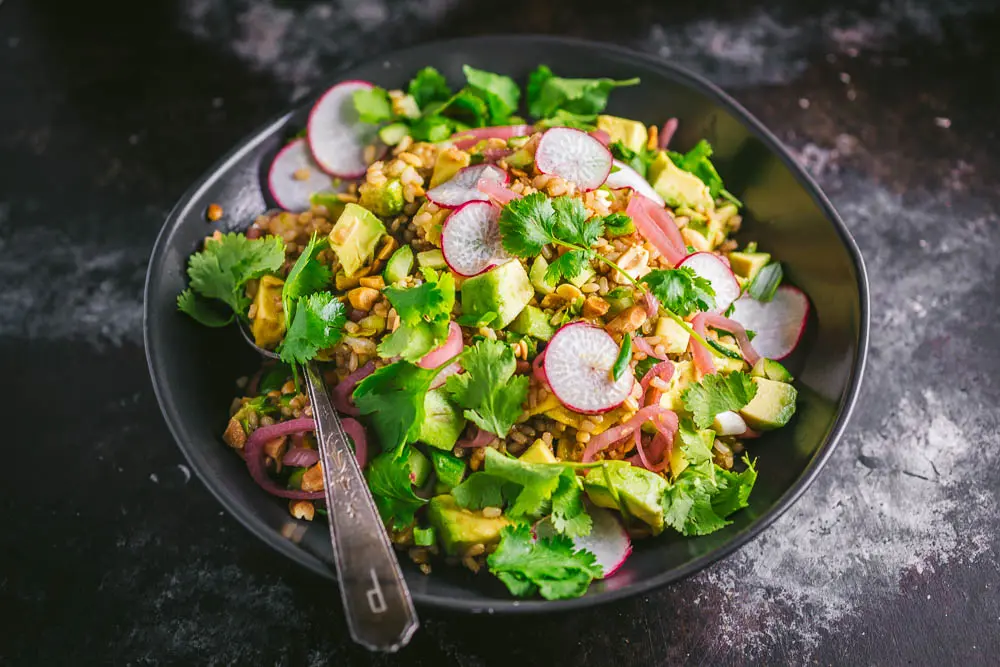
[144,36,868,613]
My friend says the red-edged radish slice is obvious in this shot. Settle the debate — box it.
[712,411,749,436]
[728,286,810,360]
[440,200,507,277]
[419,321,463,369]
[426,164,508,209]
[267,138,336,211]
[451,124,534,151]
[679,252,741,313]
[535,506,632,579]
[307,80,381,178]
[534,127,613,191]
[605,160,665,206]
[543,322,634,414]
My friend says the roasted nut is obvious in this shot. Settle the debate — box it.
[206,203,223,222]
[540,293,567,309]
[289,500,315,521]
[300,463,324,492]
[359,275,385,290]
[613,245,650,284]
[606,305,648,335]
[681,227,711,253]
[222,418,246,449]
[555,283,583,302]
[335,272,361,291]
[377,235,399,260]
[263,436,288,473]
[348,286,380,311]
[582,296,610,319]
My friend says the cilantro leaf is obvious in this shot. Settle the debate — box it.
[365,447,427,530]
[182,233,285,318]
[552,196,603,248]
[601,211,634,237]
[378,271,456,362]
[177,289,233,327]
[675,418,716,480]
[462,66,520,124]
[544,249,591,285]
[353,361,441,455]
[526,65,639,119]
[662,467,729,536]
[498,192,558,257]
[451,471,519,510]
[408,66,452,109]
[642,267,716,318]
[409,113,456,143]
[668,140,741,206]
[487,524,603,600]
[634,355,663,381]
[281,233,332,328]
[609,140,652,178]
[352,86,394,124]
[277,292,346,364]
[549,470,592,538]
[712,456,757,518]
[681,371,758,429]
[445,339,530,438]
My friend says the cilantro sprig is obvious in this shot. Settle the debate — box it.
[352,360,446,456]
[277,292,347,365]
[642,267,716,318]
[487,524,603,600]
[526,65,639,127]
[681,371,758,429]
[661,456,757,536]
[445,339,530,438]
[378,269,455,362]
[365,446,427,530]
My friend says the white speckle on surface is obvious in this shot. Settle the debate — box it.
[149,473,159,484]
[839,71,852,84]
[935,117,952,128]
[798,97,811,109]
[177,464,192,484]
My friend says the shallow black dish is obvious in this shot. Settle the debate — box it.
[144,35,868,613]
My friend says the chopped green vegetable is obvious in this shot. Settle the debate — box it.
[277,292,347,364]
[602,212,634,237]
[682,371,758,429]
[609,140,652,178]
[378,122,410,146]
[445,339,530,438]
[258,364,293,394]
[353,360,442,456]
[661,456,757,536]
[378,270,455,362]
[634,355,663,381]
[352,86,393,124]
[641,267,716,318]
[526,65,639,120]
[281,232,332,329]
[487,524,603,600]
[408,67,452,109]
[667,140,741,207]
[462,65,520,124]
[748,263,783,302]
[179,232,285,321]
[365,446,427,530]
[612,333,632,382]
[413,525,437,547]
[177,289,232,327]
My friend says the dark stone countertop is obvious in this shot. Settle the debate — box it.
[2,0,999,664]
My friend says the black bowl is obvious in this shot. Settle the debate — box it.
[144,35,868,613]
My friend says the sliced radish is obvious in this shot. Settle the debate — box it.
[679,252,741,313]
[426,164,508,209]
[267,138,336,211]
[712,410,749,436]
[543,322,634,414]
[307,80,381,178]
[728,286,810,360]
[534,127,613,192]
[451,124,534,151]
[605,160,665,206]
[536,506,632,578]
[440,200,507,277]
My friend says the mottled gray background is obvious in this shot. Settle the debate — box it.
[1,0,998,665]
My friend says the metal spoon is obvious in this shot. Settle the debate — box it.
[239,322,419,652]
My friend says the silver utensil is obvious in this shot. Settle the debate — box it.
[240,323,418,652]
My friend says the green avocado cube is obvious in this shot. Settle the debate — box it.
[460,259,533,329]
[427,495,511,556]
[529,256,556,295]
[408,448,431,487]
[729,251,772,282]
[647,151,714,211]
[383,245,414,284]
[418,389,466,450]
[429,449,467,494]
[359,178,404,217]
[328,203,385,278]
[751,358,794,383]
[508,305,556,341]
[739,377,798,431]
[596,115,649,153]
[583,462,669,534]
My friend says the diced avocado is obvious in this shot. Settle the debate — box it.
[383,245,414,284]
[286,466,306,490]
[506,147,534,169]
[408,448,431,487]
[520,439,557,464]
[328,203,385,278]
[529,256,556,295]
[729,251,771,282]
[430,148,471,188]
[427,495,511,556]
[647,151,714,211]
[460,259,533,329]
[739,377,798,431]
[250,275,286,349]
[566,261,595,288]
[508,305,556,341]
[417,248,447,269]
[583,462,669,534]
[668,425,715,479]
[418,389,466,450]
[358,178,404,217]
[309,191,348,219]
[657,360,696,411]
[597,115,649,153]
[429,449,467,494]
[706,203,739,248]
[653,317,690,355]
[605,287,634,317]
[378,122,410,146]
[751,358,794,383]
[413,525,436,547]
[712,337,748,373]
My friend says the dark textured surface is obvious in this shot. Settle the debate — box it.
[1,0,998,665]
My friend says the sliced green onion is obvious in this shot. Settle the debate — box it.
[612,333,632,382]
[749,262,783,302]
[413,526,436,547]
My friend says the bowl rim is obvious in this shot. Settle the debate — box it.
[144,34,870,614]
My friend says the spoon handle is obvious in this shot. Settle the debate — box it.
[303,361,419,652]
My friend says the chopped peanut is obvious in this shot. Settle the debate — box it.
[292,167,311,181]
[222,418,246,449]
[582,296,610,319]
[206,203,223,222]
[359,275,385,290]
[348,287,380,311]
[377,236,399,260]
[681,227,711,253]
[263,436,288,473]
[606,305,647,335]
[300,463,324,492]
[289,500,315,521]
[555,283,583,302]
[540,293,567,309]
